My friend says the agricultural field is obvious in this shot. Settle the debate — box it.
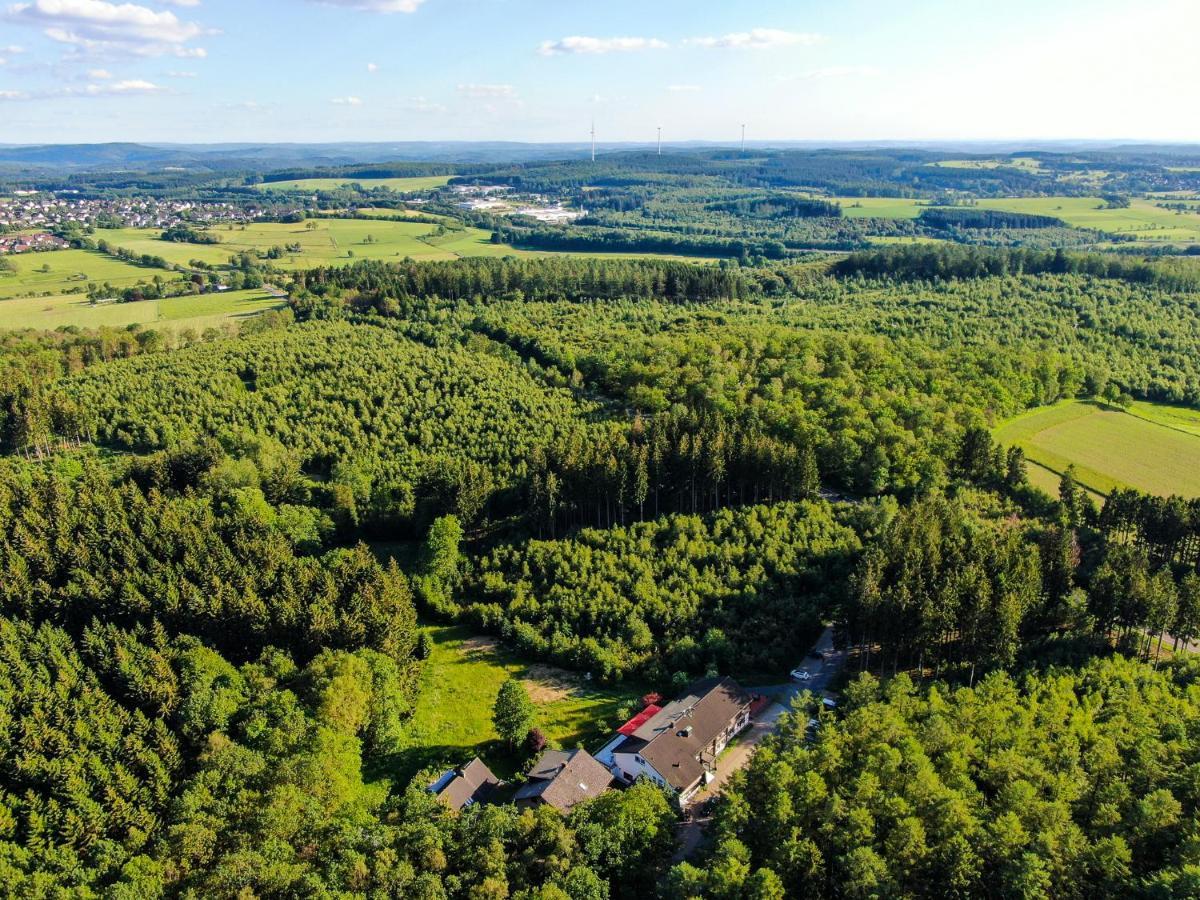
[834,197,928,219]
[832,194,1200,243]
[0,287,283,332]
[391,624,639,781]
[100,219,466,267]
[994,400,1200,498]
[100,218,719,271]
[972,196,1200,244]
[1126,401,1200,438]
[340,206,460,223]
[0,248,155,300]
[934,157,1046,173]
[255,175,453,193]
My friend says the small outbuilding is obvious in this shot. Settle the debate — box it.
[428,758,501,811]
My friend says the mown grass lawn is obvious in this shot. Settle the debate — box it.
[380,624,642,785]
[994,400,1200,498]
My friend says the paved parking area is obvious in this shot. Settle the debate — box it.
[673,625,846,861]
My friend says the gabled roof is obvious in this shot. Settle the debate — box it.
[430,757,500,811]
[617,704,663,737]
[513,749,612,812]
[634,677,752,793]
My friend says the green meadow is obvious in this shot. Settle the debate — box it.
[388,624,639,781]
[255,175,453,193]
[103,218,719,270]
[0,288,283,332]
[0,248,157,301]
[934,157,1046,173]
[832,194,1200,243]
[834,197,928,219]
[100,219,491,268]
[994,400,1200,498]
[972,197,1200,243]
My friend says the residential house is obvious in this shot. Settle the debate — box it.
[601,676,753,804]
[513,749,613,813]
[428,758,501,811]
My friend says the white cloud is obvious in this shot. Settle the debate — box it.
[88,66,111,77]
[687,29,824,50]
[666,84,701,92]
[538,35,668,56]
[6,0,210,57]
[401,95,444,114]
[166,69,196,77]
[158,0,199,5]
[457,82,516,98]
[81,77,161,94]
[2,45,25,53]
[331,95,362,105]
[366,61,378,73]
[311,0,425,13]
[0,77,162,99]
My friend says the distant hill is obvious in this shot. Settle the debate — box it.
[4,140,1200,176]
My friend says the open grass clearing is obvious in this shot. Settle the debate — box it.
[0,248,156,301]
[381,624,640,783]
[934,157,1046,173]
[994,400,1200,498]
[971,196,1200,243]
[0,287,283,332]
[100,219,470,268]
[833,197,928,219]
[255,175,453,193]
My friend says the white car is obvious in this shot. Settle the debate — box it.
[790,668,812,682]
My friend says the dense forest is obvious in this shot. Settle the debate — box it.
[453,501,872,682]
[5,226,1200,896]
[674,656,1200,898]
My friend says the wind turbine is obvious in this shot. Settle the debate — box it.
[741,124,746,154]
[590,119,596,163]
[657,126,662,156]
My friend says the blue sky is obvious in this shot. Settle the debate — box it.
[1,0,1198,144]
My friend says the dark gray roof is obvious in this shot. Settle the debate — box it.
[513,749,612,812]
[637,677,752,792]
[430,757,500,811]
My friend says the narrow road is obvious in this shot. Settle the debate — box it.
[672,625,847,862]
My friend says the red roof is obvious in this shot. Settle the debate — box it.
[617,704,662,736]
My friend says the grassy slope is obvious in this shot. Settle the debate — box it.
[834,197,927,219]
[972,197,1200,243]
[256,175,453,192]
[0,288,283,332]
[101,219,468,268]
[0,248,155,300]
[994,400,1200,498]
[387,624,640,782]
[832,194,1200,243]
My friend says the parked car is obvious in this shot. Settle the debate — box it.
[790,668,812,682]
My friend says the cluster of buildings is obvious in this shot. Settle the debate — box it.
[430,676,756,814]
[0,232,68,255]
[0,194,260,233]
[450,183,584,224]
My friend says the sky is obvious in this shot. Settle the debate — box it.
[1,0,1199,145]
